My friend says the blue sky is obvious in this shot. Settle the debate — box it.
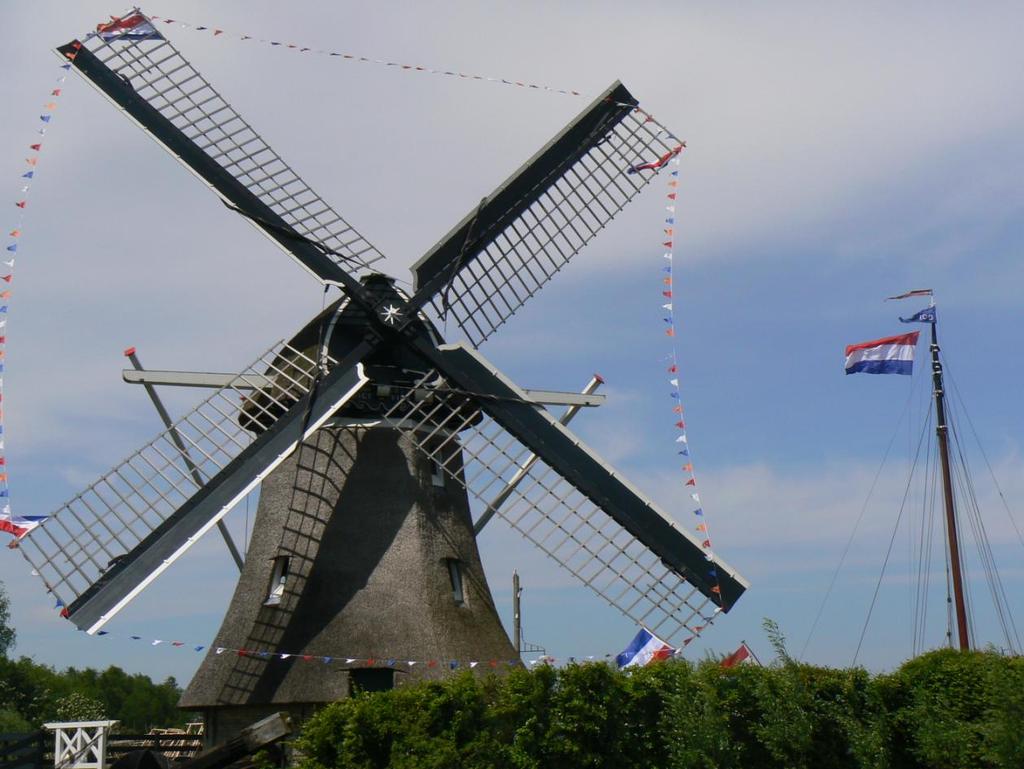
[0,1,1022,685]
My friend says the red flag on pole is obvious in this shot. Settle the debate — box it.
[721,642,751,668]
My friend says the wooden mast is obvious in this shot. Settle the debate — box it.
[929,316,971,650]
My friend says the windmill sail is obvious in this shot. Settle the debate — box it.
[58,22,385,281]
[39,14,746,650]
[382,344,747,644]
[410,82,679,346]
[18,340,367,633]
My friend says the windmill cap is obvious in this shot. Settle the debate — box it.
[123,346,136,357]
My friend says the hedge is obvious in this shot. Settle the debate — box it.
[294,648,1024,769]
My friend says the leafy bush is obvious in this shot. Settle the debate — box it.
[295,649,1024,769]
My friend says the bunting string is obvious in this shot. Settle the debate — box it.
[42,609,723,669]
[125,12,586,97]
[654,150,726,603]
[0,61,73,544]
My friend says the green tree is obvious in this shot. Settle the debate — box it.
[0,582,16,658]
[53,692,106,722]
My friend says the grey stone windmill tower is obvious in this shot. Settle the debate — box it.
[18,11,748,744]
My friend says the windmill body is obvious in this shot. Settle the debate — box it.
[16,13,749,746]
[180,280,516,741]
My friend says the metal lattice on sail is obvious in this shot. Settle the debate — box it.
[17,340,346,618]
[411,89,679,346]
[382,350,743,644]
[76,17,384,274]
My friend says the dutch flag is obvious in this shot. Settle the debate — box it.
[615,627,674,669]
[844,331,920,376]
[96,13,164,42]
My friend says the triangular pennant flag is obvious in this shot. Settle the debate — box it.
[679,448,689,456]
[682,463,692,472]
[662,303,673,310]
[2,276,12,282]
[691,492,700,502]
[694,508,704,516]
[685,478,696,487]
[672,406,683,414]
[51,89,61,96]
[669,377,679,387]
[39,115,51,123]
[15,202,26,209]
[21,171,33,179]
[215,647,225,654]
[25,158,37,167]
[61,63,72,70]
[663,290,673,298]
[701,539,711,548]
[152,640,163,646]
[6,245,15,252]
[667,193,677,200]
[676,434,688,443]
[194,646,204,652]
[29,144,41,151]
[8,231,19,238]
[666,328,675,337]
[668,364,678,373]
[172,641,184,647]
[280,653,292,660]
[344,658,356,664]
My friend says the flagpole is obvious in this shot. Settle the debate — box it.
[929,317,970,650]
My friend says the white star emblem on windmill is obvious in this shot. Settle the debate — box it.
[381,304,402,325]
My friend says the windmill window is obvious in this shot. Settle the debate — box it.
[446,559,465,606]
[265,556,289,606]
[430,458,445,488]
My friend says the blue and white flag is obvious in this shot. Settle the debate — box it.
[615,627,674,669]
[899,306,936,324]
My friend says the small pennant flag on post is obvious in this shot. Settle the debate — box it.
[885,288,932,301]
[615,627,674,668]
[844,331,919,376]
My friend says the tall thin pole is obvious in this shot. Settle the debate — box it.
[513,570,522,656]
[929,320,970,650]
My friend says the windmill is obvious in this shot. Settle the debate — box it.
[19,10,748,742]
